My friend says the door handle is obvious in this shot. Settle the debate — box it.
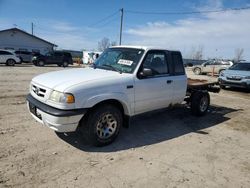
[166,80,173,84]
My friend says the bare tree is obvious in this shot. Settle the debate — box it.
[187,45,204,60]
[234,48,244,62]
[98,37,110,51]
[111,41,117,46]
[194,46,203,60]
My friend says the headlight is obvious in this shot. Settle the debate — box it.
[32,56,37,60]
[220,72,224,77]
[49,91,75,104]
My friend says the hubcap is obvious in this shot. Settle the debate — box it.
[96,114,117,139]
[200,96,208,112]
[195,69,200,74]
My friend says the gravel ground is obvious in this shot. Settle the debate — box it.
[0,64,250,188]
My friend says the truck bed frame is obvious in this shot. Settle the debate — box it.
[187,78,220,93]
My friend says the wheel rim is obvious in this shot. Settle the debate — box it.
[200,96,208,112]
[96,114,117,139]
[63,62,68,66]
[39,61,44,66]
[195,68,200,74]
[8,60,14,65]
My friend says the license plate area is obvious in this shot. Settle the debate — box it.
[29,102,42,120]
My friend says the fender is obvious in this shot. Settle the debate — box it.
[82,92,133,115]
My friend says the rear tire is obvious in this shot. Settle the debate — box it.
[193,68,201,75]
[80,105,122,146]
[38,61,45,66]
[62,61,68,67]
[6,59,15,66]
[191,91,210,116]
[220,85,226,89]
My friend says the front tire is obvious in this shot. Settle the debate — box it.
[191,91,210,116]
[81,105,122,146]
[218,69,225,76]
[6,59,15,66]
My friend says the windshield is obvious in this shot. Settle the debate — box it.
[229,63,250,71]
[94,48,144,73]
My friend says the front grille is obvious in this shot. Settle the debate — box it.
[32,84,46,97]
[226,76,242,81]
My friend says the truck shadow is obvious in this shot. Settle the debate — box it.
[56,105,239,152]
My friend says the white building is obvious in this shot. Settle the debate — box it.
[0,28,57,54]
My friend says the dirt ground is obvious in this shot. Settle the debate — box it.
[0,64,250,188]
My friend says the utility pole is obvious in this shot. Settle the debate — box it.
[31,22,34,35]
[119,8,124,45]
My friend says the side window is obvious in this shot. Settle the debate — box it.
[0,51,4,55]
[54,52,61,56]
[142,52,168,75]
[1,51,12,55]
[172,52,185,74]
[214,61,222,65]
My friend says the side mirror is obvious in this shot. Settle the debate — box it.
[139,68,153,78]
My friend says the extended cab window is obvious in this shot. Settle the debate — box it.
[141,51,168,75]
[172,52,185,75]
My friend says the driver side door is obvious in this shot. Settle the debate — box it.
[134,50,174,114]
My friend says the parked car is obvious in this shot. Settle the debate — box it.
[192,60,233,75]
[218,62,250,89]
[15,50,33,63]
[32,51,73,67]
[0,49,21,66]
[183,59,206,67]
[26,46,220,146]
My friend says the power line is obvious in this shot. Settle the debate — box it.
[89,10,119,27]
[98,16,119,28]
[126,6,250,15]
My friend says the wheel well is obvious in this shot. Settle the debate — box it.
[80,99,127,128]
[219,69,225,73]
[6,58,16,63]
[91,99,125,115]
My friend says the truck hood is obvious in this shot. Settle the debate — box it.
[32,67,128,92]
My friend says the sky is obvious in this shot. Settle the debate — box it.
[0,0,250,60]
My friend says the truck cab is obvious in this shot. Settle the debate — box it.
[27,46,214,146]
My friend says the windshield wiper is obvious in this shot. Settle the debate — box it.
[102,64,122,74]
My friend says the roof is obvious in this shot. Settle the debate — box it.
[110,45,178,51]
[0,28,57,47]
[110,45,149,50]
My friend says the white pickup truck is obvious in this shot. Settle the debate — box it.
[27,46,219,146]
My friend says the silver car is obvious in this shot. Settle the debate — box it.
[192,60,233,75]
[218,62,250,89]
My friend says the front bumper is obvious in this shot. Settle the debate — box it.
[26,94,87,132]
[218,78,250,89]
